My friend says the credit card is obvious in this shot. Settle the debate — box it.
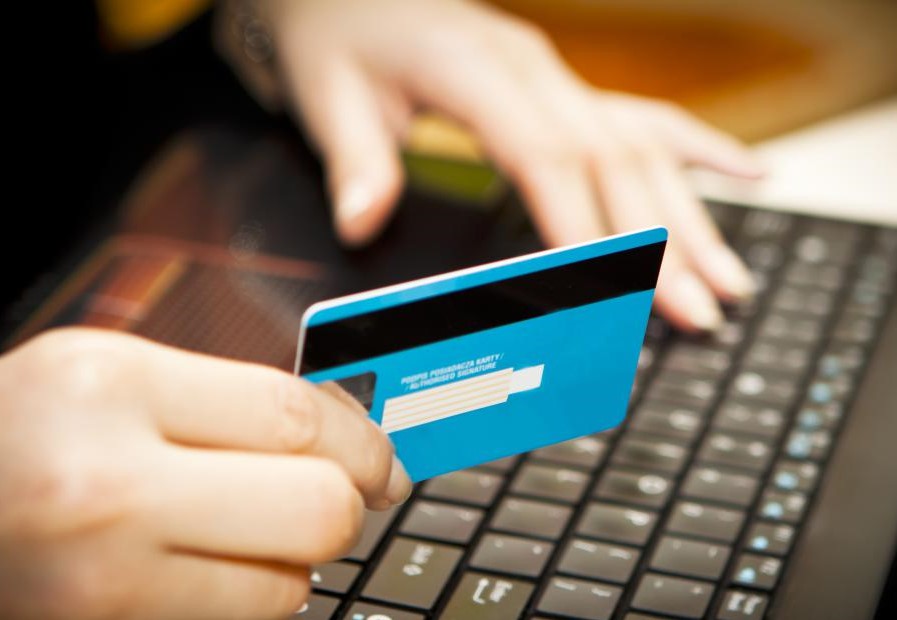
[295,228,666,482]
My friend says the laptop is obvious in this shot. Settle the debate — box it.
[4,125,895,620]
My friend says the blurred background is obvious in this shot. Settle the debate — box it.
[8,0,897,316]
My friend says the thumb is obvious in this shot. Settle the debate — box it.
[290,61,404,246]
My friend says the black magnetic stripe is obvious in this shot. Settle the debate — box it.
[300,241,665,373]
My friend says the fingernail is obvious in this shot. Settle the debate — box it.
[714,248,756,300]
[337,180,371,224]
[675,272,723,331]
[385,455,413,505]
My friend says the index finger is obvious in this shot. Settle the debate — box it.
[125,335,411,507]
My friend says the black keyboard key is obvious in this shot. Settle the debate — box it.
[631,574,714,619]
[577,503,657,546]
[681,467,758,507]
[363,538,462,609]
[537,577,622,620]
[532,436,607,470]
[853,253,895,284]
[347,602,424,620]
[784,262,846,291]
[697,433,773,473]
[871,227,897,253]
[818,344,865,378]
[662,344,733,378]
[293,594,339,619]
[729,371,798,408]
[557,539,640,583]
[770,285,834,318]
[742,240,785,271]
[646,373,718,410]
[717,590,769,620]
[771,461,819,492]
[423,470,503,507]
[490,497,571,539]
[439,573,532,620]
[795,402,843,431]
[740,210,794,239]
[629,402,703,443]
[803,218,863,241]
[469,533,553,578]
[782,429,824,460]
[757,490,807,524]
[683,320,746,350]
[346,507,398,561]
[740,241,785,272]
[744,522,795,556]
[712,401,785,440]
[511,463,589,503]
[808,374,854,406]
[756,312,823,344]
[731,553,782,590]
[594,469,672,509]
[743,339,812,375]
[310,562,359,594]
[856,259,896,291]
[845,283,890,318]
[612,436,688,474]
[727,294,760,322]
[667,502,744,543]
[649,536,730,580]
[400,501,483,544]
[792,233,855,265]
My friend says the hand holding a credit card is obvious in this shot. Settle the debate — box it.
[298,228,666,482]
[0,329,411,619]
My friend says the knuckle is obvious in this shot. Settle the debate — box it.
[275,377,322,453]
[27,328,129,403]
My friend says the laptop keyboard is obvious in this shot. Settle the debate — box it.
[297,204,897,620]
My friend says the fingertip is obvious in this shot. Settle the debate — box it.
[656,271,724,333]
[668,112,766,179]
[385,455,413,506]
[333,179,376,246]
[703,246,757,302]
[708,133,767,179]
[333,176,401,247]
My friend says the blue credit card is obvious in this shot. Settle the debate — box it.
[295,228,666,482]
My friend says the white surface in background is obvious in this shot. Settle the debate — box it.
[692,98,897,226]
